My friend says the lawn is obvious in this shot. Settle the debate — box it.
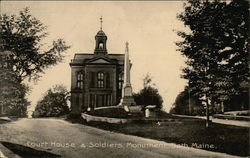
[86,120,249,157]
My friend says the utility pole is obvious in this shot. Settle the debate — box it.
[204,49,210,128]
[204,61,209,127]
[204,22,211,128]
[204,44,210,128]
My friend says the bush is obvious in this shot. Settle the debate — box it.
[133,86,163,109]
[0,68,29,117]
[87,107,128,118]
[32,85,70,118]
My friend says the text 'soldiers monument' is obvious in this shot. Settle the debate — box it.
[119,42,136,106]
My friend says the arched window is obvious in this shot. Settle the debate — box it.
[97,72,104,88]
[77,72,83,89]
[118,73,124,90]
[99,43,104,49]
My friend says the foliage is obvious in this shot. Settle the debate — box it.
[0,8,70,117]
[0,65,29,117]
[170,86,204,115]
[176,0,249,110]
[87,107,128,118]
[143,73,152,88]
[32,85,70,117]
[133,74,163,109]
[223,90,249,111]
[0,7,70,82]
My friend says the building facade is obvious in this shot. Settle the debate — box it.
[70,29,125,114]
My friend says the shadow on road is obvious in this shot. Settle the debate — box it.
[0,120,10,124]
[1,141,61,158]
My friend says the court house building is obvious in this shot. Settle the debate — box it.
[70,24,126,114]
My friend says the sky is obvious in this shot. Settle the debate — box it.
[1,1,188,114]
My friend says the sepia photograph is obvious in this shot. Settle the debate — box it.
[0,0,249,158]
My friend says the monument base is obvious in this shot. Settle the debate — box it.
[119,96,136,106]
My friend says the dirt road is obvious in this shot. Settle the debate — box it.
[0,118,238,158]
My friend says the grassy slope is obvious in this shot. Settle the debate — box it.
[87,120,249,157]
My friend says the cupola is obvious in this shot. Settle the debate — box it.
[94,17,107,55]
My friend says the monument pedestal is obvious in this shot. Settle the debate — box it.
[119,84,135,106]
[119,96,136,106]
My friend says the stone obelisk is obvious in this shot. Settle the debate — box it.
[119,42,136,106]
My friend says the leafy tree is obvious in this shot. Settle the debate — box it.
[143,73,152,88]
[170,86,204,116]
[0,7,70,82]
[176,0,249,111]
[133,74,163,109]
[32,85,70,118]
[0,8,70,117]
[0,64,29,117]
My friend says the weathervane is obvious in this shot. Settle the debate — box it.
[100,16,103,30]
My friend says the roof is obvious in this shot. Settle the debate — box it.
[70,53,125,65]
[96,30,106,37]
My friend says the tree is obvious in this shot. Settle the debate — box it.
[133,74,163,109]
[0,61,29,117]
[0,7,70,82]
[32,85,70,118]
[176,0,249,113]
[170,86,204,116]
[0,8,70,117]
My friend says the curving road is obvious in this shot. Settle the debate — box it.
[0,118,238,158]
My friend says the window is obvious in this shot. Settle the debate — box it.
[99,43,104,49]
[118,73,124,90]
[77,72,83,89]
[97,72,104,88]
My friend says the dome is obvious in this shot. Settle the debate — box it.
[96,30,106,37]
